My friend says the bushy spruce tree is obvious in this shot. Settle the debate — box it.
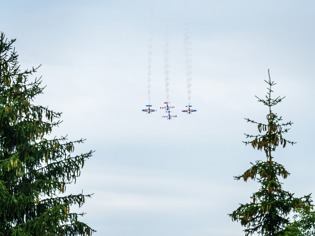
[0,32,95,235]
[230,70,313,236]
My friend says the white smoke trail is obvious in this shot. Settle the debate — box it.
[164,36,170,103]
[183,0,193,105]
[164,0,171,103]
[147,0,155,105]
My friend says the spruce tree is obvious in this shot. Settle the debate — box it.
[229,70,313,236]
[0,32,95,235]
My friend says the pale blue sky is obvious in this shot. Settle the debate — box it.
[1,1,315,235]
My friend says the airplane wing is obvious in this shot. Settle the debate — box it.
[162,115,177,118]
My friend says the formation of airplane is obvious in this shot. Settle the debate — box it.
[182,105,197,114]
[142,104,156,114]
[142,102,196,119]
[160,102,177,120]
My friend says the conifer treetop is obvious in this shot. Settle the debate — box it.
[0,32,95,235]
[230,70,313,236]
[243,69,295,161]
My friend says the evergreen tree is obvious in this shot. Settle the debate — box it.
[0,32,95,235]
[229,70,313,236]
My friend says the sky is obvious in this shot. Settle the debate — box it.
[1,1,315,235]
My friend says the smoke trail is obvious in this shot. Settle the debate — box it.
[184,0,193,105]
[164,0,171,103]
[164,34,170,103]
[147,0,155,104]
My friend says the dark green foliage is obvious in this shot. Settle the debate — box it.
[0,32,95,235]
[279,210,315,235]
[230,70,312,236]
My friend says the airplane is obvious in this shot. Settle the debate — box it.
[182,105,197,114]
[142,105,156,114]
[160,101,175,113]
[162,113,177,120]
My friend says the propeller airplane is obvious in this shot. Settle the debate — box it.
[160,101,175,113]
[162,112,177,120]
[182,105,197,114]
[142,105,156,114]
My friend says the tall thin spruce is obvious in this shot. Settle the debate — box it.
[0,32,95,235]
[230,70,313,236]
